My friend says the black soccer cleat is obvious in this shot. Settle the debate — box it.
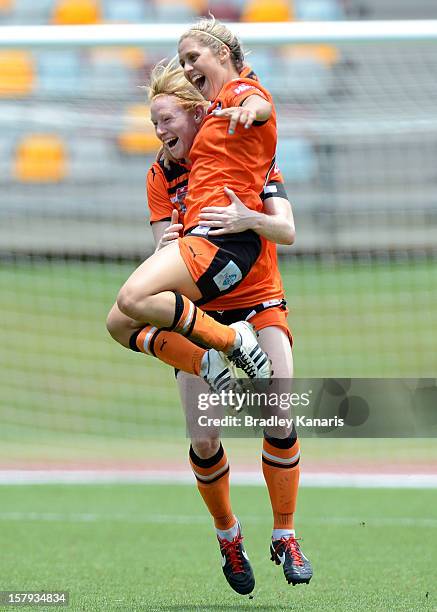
[217,523,255,595]
[270,536,313,586]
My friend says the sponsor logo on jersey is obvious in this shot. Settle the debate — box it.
[170,185,188,212]
[213,260,242,292]
[222,273,238,287]
[233,83,255,95]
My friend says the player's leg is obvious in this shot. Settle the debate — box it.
[105,302,234,392]
[117,242,236,351]
[116,241,271,379]
[178,371,255,595]
[106,302,144,348]
[255,320,313,585]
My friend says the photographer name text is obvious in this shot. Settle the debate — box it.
[197,415,345,428]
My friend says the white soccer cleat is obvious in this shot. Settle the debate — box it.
[201,348,236,393]
[228,321,272,379]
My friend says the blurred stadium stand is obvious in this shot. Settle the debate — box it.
[51,0,102,25]
[0,0,436,456]
[13,133,67,182]
[0,49,34,96]
[103,0,149,23]
[241,0,293,22]
[0,0,437,256]
[294,0,344,21]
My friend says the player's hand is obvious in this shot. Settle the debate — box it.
[199,187,257,235]
[212,106,257,134]
[157,210,183,249]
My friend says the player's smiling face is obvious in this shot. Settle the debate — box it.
[150,95,203,161]
[178,37,229,101]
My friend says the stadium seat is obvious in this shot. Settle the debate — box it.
[14,134,68,182]
[4,0,53,24]
[276,45,337,98]
[36,50,82,95]
[275,137,317,182]
[87,46,146,71]
[82,48,135,93]
[184,0,208,13]
[0,136,14,178]
[207,0,246,21]
[294,0,344,20]
[0,50,34,97]
[52,0,102,25]
[241,0,293,22]
[103,0,148,22]
[283,44,340,66]
[0,0,14,13]
[154,0,197,22]
[68,136,117,180]
[117,105,160,155]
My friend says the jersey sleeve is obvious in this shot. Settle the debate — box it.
[260,163,289,202]
[269,163,284,184]
[146,164,173,224]
[227,79,269,107]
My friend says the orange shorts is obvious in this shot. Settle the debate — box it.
[178,228,261,306]
[204,303,293,349]
[249,306,293,349]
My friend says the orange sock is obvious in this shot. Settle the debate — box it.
[171,292,236,353]
[189,444,235,530]
[262,431,301,530]
[130,326,205,375]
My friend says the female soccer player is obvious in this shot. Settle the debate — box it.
[107,50,312,595]
[114,17,284,387]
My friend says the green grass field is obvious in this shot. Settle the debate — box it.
[1,258,437,610]
[1,484,436,611]
[1,256,436,454]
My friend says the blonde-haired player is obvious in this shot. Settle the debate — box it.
[108,47,312,595]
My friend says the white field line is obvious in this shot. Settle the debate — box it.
[0,470,437,488]
[0,512,436,528]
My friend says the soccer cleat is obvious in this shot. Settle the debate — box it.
[201,348,236,393]
[270,536,313,586]
[228,321,272,379]
[218,522,255,595]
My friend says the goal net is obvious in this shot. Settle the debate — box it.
[1,22,436,465]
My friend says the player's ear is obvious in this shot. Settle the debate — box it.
[218,44,230,64]
[193,105,204,124]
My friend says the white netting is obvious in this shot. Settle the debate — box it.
[0,22,436,462]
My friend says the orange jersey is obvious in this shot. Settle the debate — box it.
[182,77,277,232]
[146,159,287,310]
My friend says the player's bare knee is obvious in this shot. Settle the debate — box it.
[105,313,127,347]
[117,285,144,320]
[191,437,221,459]
[106,310,117,338]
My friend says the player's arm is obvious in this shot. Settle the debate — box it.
[212,75,273,135]
[257,195,295,245]
[199,187,295,245]
[242,94,272,121]
[213,95,272,133]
